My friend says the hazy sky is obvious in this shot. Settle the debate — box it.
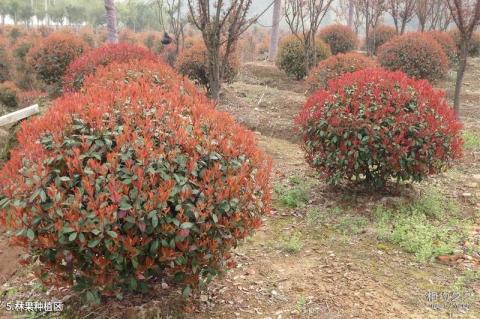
[250,1,336,29]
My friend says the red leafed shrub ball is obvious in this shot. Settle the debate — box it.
[63,43,157,92]
[318,24,358,55]
[27,31,88,86]
[296,69,462,187]
[378,33,448,82]
[306,52,376,92]
[0,59,271,299]
[449,30,480,57]
[428,31,458,64]
[176,41,240,88]
[366,25,397,54]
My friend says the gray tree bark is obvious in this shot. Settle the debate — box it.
[104,0,118,43]
[453,40,468,115]
[268,0,282,61]
[348,0,354,27]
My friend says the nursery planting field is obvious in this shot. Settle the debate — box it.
[0,57,479,318]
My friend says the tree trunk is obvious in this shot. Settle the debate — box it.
[348,0,354,27]
[208,48,222,100]
[104,0,118,44]
[268,0,281,61]
[400,20,406,34]
[453,40,468,115]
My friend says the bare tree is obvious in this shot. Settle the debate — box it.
[355,0,386,54]
[387,0,416,34]
[284,0,335,72]
[187,0,275,99]
[416,0,452,31]
[104,0,118,43]
[429,0,453,30]
[269,0,282,60]
[348,0,355,26]
[416,0,434,31]
[334,0,364,34]
[446,0,480,114]
[167,0,186,54]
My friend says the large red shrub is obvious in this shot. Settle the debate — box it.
[63,43,157,92]
[428,31,458,64]
[296,69,462,187]
[378,33,448,82]
[0,59,271,299]
[367,25,397,54]
[449,30,480,57]
[176,41,240,88]
[306,52,376,92]
[27,31,88,86]
[318,24,358,55]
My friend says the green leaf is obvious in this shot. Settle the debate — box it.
[68,232,78,242]
[152,215,159,228]
[88,239,101,248]
[107,230,118,238]
[182,286,191,298]
[26,229,35,241]
[63,226,75,234]
[119,202,132,210]
[180,222,193,229]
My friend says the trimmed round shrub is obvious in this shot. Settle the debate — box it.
[63,43,157,92]
[428,31,458,64]
[13,40,37,90]
[306,52,376,92]
[0,59,271,299]
[378,33,448,82]
[449,30,480,57]
[176,42,240,88]
[276,35,331,80]
[0,39,11,83]
[296,69,462,187]
[366,25,397,54]
[27,32,88,85]
[318,24,358,55]
[0,81,19,108]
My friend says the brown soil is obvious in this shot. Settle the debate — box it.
[0,232,22,285]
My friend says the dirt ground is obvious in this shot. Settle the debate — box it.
[1,60,480,318]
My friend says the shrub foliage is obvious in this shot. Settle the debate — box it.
[428,31,458,64]
[378,33,448,82]
[318,24,358,55]
[276,35,331,80]
[0,81,19,108]
[0,39,11,83]
[449,30,480,57]
[0,60,271,299]
[176,42,239,89]
[27,32,87,86]
[306,52,376,92]
[367,25,397,54]
[296,69,462,187]
[63,43,157,92]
